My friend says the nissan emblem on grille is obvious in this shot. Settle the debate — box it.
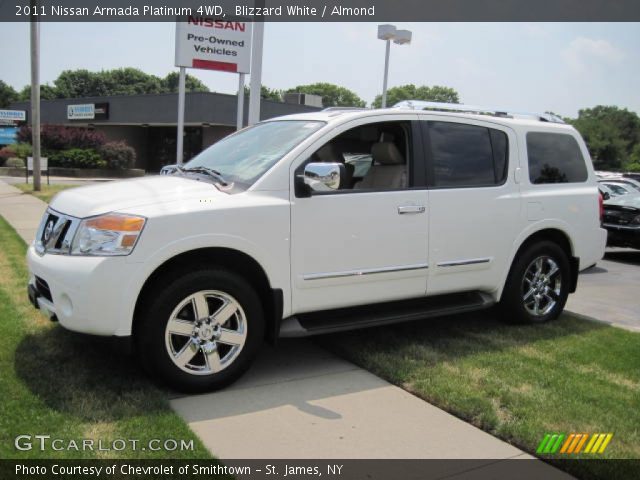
[43,219,55,243]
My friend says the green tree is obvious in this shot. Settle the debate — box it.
[286,83,365,108]
[17,84,57,101]
[243,85,283,102]
[372,84,460,108]
[569,106,640,170]
[0,80,18,108]
[161,72,210,93]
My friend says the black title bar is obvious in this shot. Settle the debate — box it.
[2,0,640,22]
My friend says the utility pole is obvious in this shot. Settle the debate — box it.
[30,2,41,191]
[176,66,186,164]
[247,0,265,125]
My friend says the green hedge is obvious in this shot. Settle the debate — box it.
[49,149,107,169]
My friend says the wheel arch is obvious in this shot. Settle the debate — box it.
[497,226,579,300]
[132,247,283,345]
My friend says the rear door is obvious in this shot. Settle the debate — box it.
[419,116,521,296]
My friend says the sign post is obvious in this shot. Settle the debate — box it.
[176,67,186,164]
[30,5,41,191]
[248,20,264,126]
[174,17,253,161]
[237,73,245,130]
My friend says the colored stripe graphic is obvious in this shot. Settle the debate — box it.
[536,434,551,454]
[541,433,613,455]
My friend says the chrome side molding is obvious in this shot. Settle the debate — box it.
[303,262,429,281]
[437,257,492,268]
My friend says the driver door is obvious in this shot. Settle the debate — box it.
[290,116,429,314]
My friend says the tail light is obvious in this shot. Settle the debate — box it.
[598,192,604,223]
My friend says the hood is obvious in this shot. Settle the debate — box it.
[604,193,640,210]
[49,176,227,218]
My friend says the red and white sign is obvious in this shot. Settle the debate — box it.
[175,17,253,73]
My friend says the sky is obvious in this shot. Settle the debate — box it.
[2,22,639,118]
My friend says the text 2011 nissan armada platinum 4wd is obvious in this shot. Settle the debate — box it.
[27,102,607,392]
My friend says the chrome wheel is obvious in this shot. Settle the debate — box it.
[521,256,562,317]
[164,290,247,376]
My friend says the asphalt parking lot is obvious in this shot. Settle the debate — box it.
[566,247,640,331]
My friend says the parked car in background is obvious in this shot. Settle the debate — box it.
[599,183,617,199]
[603,194,640,249]
[611,177,640,192]
[599,181,637,197]
[160,164,180,175]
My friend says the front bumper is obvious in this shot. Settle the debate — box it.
[27,245,137,336]
[603,223,640,249]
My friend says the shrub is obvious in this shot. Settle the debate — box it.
[18,125,106,150]
[5,157,25,168]
[49,149,106,169]
[99,141,136,169]
[11,142,32,159]
[0,146,16,165]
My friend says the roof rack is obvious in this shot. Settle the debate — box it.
[322,106,368,112]
[392,100,565,124]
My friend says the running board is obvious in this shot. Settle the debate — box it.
[279,291,495,338]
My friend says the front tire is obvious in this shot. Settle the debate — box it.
[136,268,264,392]
[500,241,570,324]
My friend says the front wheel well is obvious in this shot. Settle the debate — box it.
[133,248,281,344]
[510,229,579,293]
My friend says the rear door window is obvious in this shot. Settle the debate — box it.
[424,121,509,188]
[526,132,588,184]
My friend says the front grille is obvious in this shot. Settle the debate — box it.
[35,209,80,255]
[603,207,639,226]
[35,276,53,302]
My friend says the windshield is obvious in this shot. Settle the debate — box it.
[184,120,325,191]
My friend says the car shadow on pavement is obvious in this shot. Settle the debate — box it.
[604,249,640,266]
[14,327,168,422]
[167,309,608,426]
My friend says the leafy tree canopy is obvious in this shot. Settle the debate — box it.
[286,82,366,108]
[0,80,19,108]
[568,106,640,171]
[161,72,210,93]
[372,84,460,108]
[17,68,210,100]
[243,85,283,102]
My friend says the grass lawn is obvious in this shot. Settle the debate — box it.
[14,183,79,203]
[322,309,640,479]
[0,215,214,461]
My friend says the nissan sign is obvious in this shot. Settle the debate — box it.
[175,17,252,73]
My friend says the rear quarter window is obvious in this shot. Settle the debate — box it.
[526,132,588,184]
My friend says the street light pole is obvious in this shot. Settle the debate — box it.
[30,4,41,191]
[377,25,412,109]
[381,39,391,108]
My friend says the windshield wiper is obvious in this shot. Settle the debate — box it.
[181,166,229,186]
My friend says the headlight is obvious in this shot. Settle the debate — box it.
[71,213,146,256]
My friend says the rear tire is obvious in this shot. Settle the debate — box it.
[136,268,264,392]
[500,241,570,324]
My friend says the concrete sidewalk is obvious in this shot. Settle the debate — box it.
[0,179,572,478]
[0,180,48,243]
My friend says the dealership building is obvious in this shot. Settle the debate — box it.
[9,92,321,172]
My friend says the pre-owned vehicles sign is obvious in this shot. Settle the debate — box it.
[175,17,252,73]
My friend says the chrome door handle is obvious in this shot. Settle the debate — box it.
[397,205,425,215]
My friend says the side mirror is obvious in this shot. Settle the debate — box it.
[602,192,611,200]
[297,162,345,196]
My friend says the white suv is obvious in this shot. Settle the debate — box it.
[27,103,607,392]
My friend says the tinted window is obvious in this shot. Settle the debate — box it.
[527,132,588,184]
[428,122,508,187]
